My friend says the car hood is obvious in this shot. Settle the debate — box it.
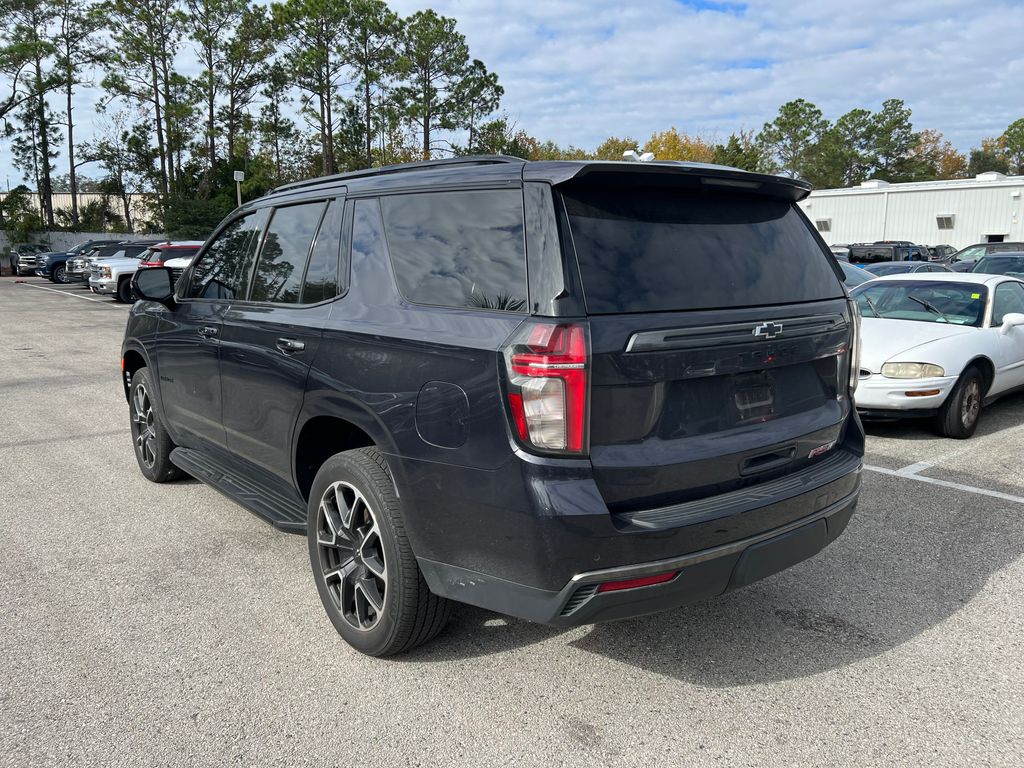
[859,317,977,372]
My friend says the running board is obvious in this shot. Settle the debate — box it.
[170,447,307,534]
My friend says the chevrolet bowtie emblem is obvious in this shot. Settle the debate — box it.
[752,321,783,340]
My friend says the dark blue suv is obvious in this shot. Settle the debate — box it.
[125,156,864,656]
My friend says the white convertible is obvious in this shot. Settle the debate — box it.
[850,273,1024,438]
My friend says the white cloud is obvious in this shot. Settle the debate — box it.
[2,0,1020,187]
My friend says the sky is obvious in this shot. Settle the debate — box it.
[3,0,1022,188]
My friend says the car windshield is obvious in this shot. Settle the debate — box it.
[972,255,1024,277]
[851,280,987,326]
[864,263,914,276]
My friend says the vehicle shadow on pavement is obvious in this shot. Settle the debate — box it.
[412,468,1024,687]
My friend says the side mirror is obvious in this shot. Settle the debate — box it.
[133,266,176,306]
[1000,312,1024,334]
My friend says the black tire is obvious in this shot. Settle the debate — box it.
[128,367,184,482]
[52,263,69,283]
[116,277,133,303]
[307,448,451,657]
[935,366,984,439]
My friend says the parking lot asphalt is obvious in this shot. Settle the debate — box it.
[1,276,1022,767]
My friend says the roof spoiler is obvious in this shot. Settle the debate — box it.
[527,161,812,202]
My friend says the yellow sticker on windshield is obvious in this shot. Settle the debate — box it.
[971,293,981,299]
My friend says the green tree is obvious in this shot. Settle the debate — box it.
[757,98,829,178]
[103,0,190,200]
[643,127,715,162]
[53,0,104,225]
[219,4,273,163]
[0,184,44,240]
[1001,118,1024,175]
[6,0,60,226]
[186,0,248,172]
[712,130,770,173]
[341,0,402,166]
[87,111,158,231]
[394,9,472,159]
[449,58,502,152]
[870,98,920,182]
[10,94,62,222]
[271,0,349,176]
[813,108,876,188]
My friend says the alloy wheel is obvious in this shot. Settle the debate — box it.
[961,379,981,428]
[131,383,157,469]
[316,481,388,631]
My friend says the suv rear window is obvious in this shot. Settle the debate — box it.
[561,186,843,314]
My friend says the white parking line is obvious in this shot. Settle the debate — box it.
[18,282,125,307]
[864,464,1024,504]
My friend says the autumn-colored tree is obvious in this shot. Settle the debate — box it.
[910,129,968,180]
[968,137,1010,176]
[643,127,714,162]
[593,136,638,160]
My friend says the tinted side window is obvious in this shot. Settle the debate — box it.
[251,202,326,304]
[380,189,527,311]
[992,282,1024,325]
[301,199,343,304]
[188,214,262,300]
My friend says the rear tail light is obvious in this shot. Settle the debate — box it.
[848,299,861,394]
[139,259,163,268]
[503,321,589,454]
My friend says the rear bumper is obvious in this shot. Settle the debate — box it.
[395,414,864,623]
[418,486,859,626]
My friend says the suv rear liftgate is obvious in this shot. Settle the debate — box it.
[417,166,863,625]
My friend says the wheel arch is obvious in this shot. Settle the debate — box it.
[965,355,995,395]
[292,400,399,502]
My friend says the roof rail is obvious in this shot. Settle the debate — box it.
[269,155,526,195]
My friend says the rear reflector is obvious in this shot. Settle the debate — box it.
[596,571,678,593]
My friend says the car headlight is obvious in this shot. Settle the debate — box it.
[881,362,945,379]
[100,266,112,278]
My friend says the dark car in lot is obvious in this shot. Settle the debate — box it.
[928,244,957,261]
[35,239,125,283]
[948,242,1024,272]
[124,156,864,656]
[969,253,1024,277]
[862,262,953,276]
[849,242,930,265]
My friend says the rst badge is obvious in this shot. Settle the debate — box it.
[808,440,836,459]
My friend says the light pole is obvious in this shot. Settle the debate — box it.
[233,170,245,207]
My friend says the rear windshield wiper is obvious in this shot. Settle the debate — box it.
[908,294,951,323]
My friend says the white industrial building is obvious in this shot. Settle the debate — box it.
[799,171,1024,249]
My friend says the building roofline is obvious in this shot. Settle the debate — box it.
[808,174,1024,197]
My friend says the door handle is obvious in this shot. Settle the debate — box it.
[198,326,219,338]
[276,338,305,353]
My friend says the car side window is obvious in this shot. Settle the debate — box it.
[301,199,344,304]
[380,189,527,312]
[251,202,327,304]
[187,213,262,300]
[992,282,1024,326]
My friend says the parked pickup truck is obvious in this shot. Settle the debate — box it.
[92,242,202,301]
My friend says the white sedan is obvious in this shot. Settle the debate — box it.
[850,272,1024,438]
